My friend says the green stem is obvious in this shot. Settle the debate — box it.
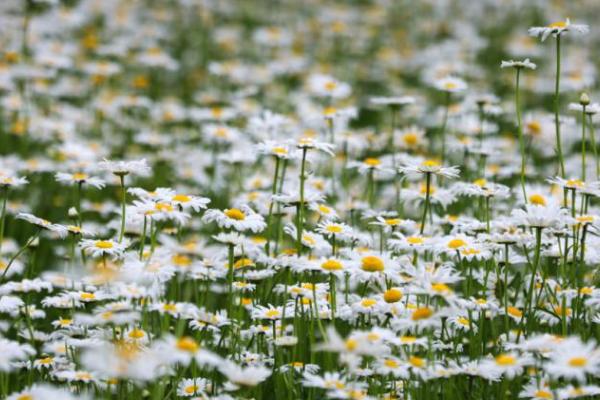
[582,106,587,181]
[0,187,7,255]
[297,148,308,255]
[0,229,40,282]
[419,173,431,234]
[139,216,147,260]
[515,68,528,203]
[118,175,126,243]
[588,114,599,180]
[440,92,450,163]
[265,157,281,256]
[554,36,565,177]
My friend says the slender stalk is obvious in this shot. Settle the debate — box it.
[0,229,40,282]
[139,216,147,260]
[0,187,8,255]
[265,157,281,256]
[588,114,599,180]
[297,148,308,255]
[419,173,432,234]
[581,105,587,181]
[118,175,126,243]
[515,67,528,202]
[517,226,542,341]
[227,243,235,316]
[554,36,565,177]
[440,92,450,163]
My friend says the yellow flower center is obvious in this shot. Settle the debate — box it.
[406,236,424,245]
[364,157,381,167]
[383,288,403,303]
[461,248,480,256]
[172,194,191,203]
[265,309,281,318]
[447,238,466,249]
[326,225,343,233]
[361,256,384,272]
[421,159,440,168]
[495,354,516,366]
[72,172,88,180]
[322,259,343,271]
[38,356,53,365]
[176,337,199,353]
[444,82,457,90]
[553,306,572,316]
[457,317,470,326]
[323,106,337,117]
[411,307,433,321]
[431,283,451,293]
[225,208,246,220]
[534,390,553,399]
[473,178,486,187]
[17,395,33,400]
[384,359,399,368]
[345,338,358,351]
[80,292,96,300]
[185,385,197,394]
[580,287,594,295]
[529,194,547,206]
[172,254,192,267]
[409,356,426,368]
[128,329,145,339]
[95,240,114,249]
[577,215,594,224]
[302,234,316,245]
[403,133,418,146]
[155,202,174,212]
[568,357,588,367]
[361,298,377,308]
[566,179,584,188]
[163,303,177,312]
[325,81,337,91]
[400,336,417,344]
[273,146,288,155]
[234,258,254,269]
[548,21,567,29]
[526,120,542,135]
[507,306,522,318]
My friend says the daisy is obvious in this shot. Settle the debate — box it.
[99,158,151,178]
[217,360,272,387]
[511,204,569,229]
[529,19,589,42]
[399,159,460,179]
[307,73,351,99]
[176,377,211,397]
[434,76,467,93]
[544,337,600,381]
[0,173,28,188]
[478,352,533,379]
[55,172,106,189]
[500,59,537,70]
[202,206,266,233]
[156,190,210,212]
[369,96,416,107]
[295,137,335,156]
[7,384,81,400]
[79,239,127,258]
[16,213,68,238]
